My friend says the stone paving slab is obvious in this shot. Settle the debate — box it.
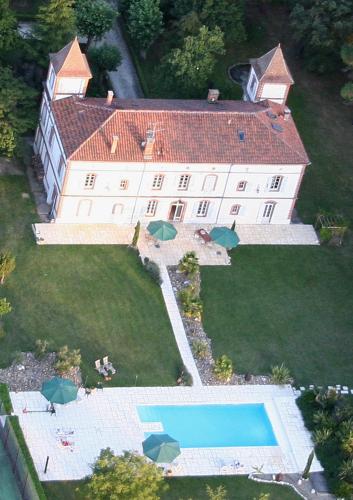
[10,385,322,482]
[236,224,319,245]
[32,223,134,245]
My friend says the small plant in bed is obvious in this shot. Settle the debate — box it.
[192,339,208,359]
[270,363,293,385]
[213,355,233,382]
[178,251,199,277]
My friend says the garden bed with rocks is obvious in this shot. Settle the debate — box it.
[168,265,270,386]
[0,352,82,391]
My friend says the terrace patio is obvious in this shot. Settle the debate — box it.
[10,385,321,482]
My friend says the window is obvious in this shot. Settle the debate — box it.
[178,174,190,190]
[49,125,55,146]
[196,200,209,217]
[112,203,123,215]
[48,68,55,88]
[250,75,257,93]
[237,180,247,191]
[146,200,158,216]
[58,156,64,177]
[269,175,283,191]
[262,202,276,221]
[119,179,129,190]
[230,204,241,215]
[202,174,217,192]
[84,173,96,189]
[152,174,164,190]
[41,102,48,126]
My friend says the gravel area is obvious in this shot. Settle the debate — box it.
[0,352,82,391]
[168,266,271,386]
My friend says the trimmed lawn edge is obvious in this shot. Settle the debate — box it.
[0,383,13,414]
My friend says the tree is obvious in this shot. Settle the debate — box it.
[128,0,163,52]
[0,67,37,157]
[132,220,141,247]
[0,298,12,317]
[88,44,122,86]
[290,0,353,72]
[36,0,76,55]
[200,0,246,42]
[302,449,315,479]
[75,0,118,50]
[87,448,167,499]
[0,251,15,284]
[341,82,353,102]
[55,345,81,375]
[0,0,18,54]
[163,26,225,95]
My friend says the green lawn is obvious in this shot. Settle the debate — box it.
[43,476,300,500]
[201,245,353,386]
[0,176,181,386]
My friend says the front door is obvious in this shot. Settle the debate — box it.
[168,201,185,222]
[261,202,275,223]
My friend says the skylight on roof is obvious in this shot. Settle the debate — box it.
[266,111,277,119]
[271,123,283,132]
[238,130,245,142]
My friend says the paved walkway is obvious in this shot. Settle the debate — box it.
[10,385,322,481]
[236,224,319,245]
[160,266,202,386]
[100,2,143,98]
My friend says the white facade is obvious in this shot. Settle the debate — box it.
[33,46,306,226]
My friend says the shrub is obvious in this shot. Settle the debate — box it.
[213,355,233,382]
[179,285,203,320]
[0,383,13,414]
[35,339,50,359]
[341,82,353,102]
[319,227,332,243]
[0,297,11,317]
[192,339,208,359]
[206,484,228,500]
[270,363,293,385]
[55,345,81,375]
[178,251,199,276]
[132,220,141,247]
[315,388,339,409]
[0,251,16,284]
[143,259,162,285]
[302,449,315,479]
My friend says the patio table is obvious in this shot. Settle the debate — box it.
[195,229,212,244]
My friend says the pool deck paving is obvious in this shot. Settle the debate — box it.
[10,385,321,482]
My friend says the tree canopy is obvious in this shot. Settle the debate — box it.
[0,0,18,54]
[36,0,76,56]
[75,0,118,49]
[87,448,167,500]
[0,67,37,157]
[290,0,353,72]
[163,25,225,95]
[128,0,164,52]
[200,0,245,42]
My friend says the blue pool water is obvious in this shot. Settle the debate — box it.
[137,404,277,448]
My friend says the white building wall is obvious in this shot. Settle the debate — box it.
[55,161,304,225]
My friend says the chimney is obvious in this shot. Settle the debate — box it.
[106,90,114,106]
[207,89,220,103]
[283,106,291,121]
[111,135,119,154]
[143,129,155,160]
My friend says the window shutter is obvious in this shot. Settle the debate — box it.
[280,176,287,193]
[239,205,246,216]
[266,177,271,191]
[192,202,199,216]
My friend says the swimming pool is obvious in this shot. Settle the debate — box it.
[138,403,277,448]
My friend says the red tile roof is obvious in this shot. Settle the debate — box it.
[51,97,309,165]
[50,38,92,78]
[250,44,294,85]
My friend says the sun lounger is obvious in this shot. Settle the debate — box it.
[103,356,116,375]
[95,359,108,377]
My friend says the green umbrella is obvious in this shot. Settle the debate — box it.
[41,377,78,405]
[210,226,240,249]
[143,434,181,463]
[147,220,177,241]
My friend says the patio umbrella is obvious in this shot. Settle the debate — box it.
[210,226,240,249]
[143,434,181,463]
[41,377,78,405]
[147,220,177,241]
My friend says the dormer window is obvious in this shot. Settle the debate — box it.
[237,181,247,191]
[48,67,55,88]
[119,179,129,190]
[84,173,96,189]
[250,75,257,93]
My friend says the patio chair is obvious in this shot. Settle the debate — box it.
[103,356,116,375]
[94,359,108,377]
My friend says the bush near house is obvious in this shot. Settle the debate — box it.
[0,383,13,414]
